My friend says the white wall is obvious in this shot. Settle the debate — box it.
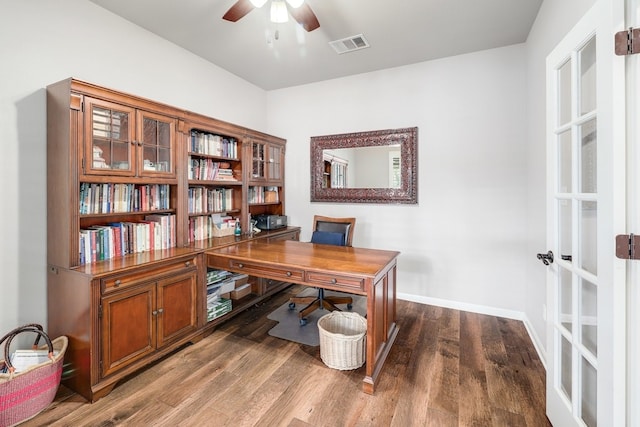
[0,0,267,338]
[523,0,596,359]
[267,45,530,318]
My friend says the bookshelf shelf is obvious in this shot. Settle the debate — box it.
[79,209,175,218]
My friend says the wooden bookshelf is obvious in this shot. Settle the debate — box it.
[46,78,297,402]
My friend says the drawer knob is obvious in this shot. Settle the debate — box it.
[114,279,121,287]
[331,278,337,284]
[158,308,164,314]
[286,271,292,277]
[152,310,158,316]
[238,263,244,268]
[185,261,191,267]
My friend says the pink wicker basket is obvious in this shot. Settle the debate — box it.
[0,324,67,427]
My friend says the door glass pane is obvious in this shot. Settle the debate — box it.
[252,142,265,179]
[580,37,597,115]
[580,201,597,275]
[268,145,281,181]
[580,119,597,193]
[559,199,572,262]
[560,267,573,332]
[581,357,597,427]
[142,117,172,172]
[558,131,572,193]
[561,334,573,401]
[581,278,597,357]
[559,60,572,125]
[92,106,130,170]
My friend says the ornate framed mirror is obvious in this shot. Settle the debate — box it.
[310,127,418,204]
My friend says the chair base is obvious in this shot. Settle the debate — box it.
[289,289,353,323]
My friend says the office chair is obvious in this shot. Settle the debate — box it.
[288,215,356,325]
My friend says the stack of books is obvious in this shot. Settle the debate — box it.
[207,298,232,321]
[206,268,239,321]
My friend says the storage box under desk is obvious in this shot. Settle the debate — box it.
[230,283,251,300]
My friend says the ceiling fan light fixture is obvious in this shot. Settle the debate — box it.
[270,0,289,23]
[249,0,268,7]
[285,0,304,8]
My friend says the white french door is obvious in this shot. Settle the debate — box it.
[545,0,626,426]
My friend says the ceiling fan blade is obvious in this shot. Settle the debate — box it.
[289,3,320,32]
[222,0,255,22]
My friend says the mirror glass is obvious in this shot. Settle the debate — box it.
[311,127,418,204]
[323,145,401,188]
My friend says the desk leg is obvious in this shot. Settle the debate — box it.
[363,323,399,394]
[362,264,398,394]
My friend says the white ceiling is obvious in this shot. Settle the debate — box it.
[89,0,543,91]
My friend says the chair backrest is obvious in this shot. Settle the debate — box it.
[312,215,356,247]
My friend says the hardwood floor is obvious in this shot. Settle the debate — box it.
[23,285,550,427]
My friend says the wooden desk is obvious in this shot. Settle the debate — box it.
[206,239,400,394]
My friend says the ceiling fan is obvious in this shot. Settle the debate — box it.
[223,0,320,32]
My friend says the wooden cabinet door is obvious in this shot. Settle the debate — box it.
[100,284,156,378]
[156,271,198,347]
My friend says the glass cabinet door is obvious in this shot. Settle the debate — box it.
[267,144,282,183]
[252,141,266,180]
[138,111,175,176]
[84,97,135,176]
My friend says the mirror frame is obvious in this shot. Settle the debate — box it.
[310,127,418,204]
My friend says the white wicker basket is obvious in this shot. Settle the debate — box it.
[317,311,367,370]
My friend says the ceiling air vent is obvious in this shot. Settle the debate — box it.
[329,34,370,54]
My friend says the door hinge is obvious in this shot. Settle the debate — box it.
[615,27,640,55]
[615,234,640,259]
[98,304,102,319]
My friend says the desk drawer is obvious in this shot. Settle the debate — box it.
[101,256,198,294]
[228,260,304,282]
[306,272,364,291]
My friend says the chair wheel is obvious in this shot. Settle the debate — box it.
[347,303,353,310]
[288,302,296,310]
[300,318,308,326]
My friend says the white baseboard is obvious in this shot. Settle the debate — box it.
[397,292,547,368]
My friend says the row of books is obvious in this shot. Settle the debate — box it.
[190,130,238,159]
[188,157,238,181]
[79,183,171,214]
[188,187,234,214]
[79,214,176,264]
[248,186,279,204]
[188,214,237,241]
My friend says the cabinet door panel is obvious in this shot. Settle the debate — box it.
[101,285,156,378]
[251,141,266,181]
[267,144,283,184]
[157,272,198,347]
[137,110,176,178]
[84,97,136,176]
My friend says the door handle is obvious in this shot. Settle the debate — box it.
[561,254,572,261]
[537,251,554,265]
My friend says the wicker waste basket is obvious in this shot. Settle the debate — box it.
[317,311,367,370]
[0,324,67,427]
